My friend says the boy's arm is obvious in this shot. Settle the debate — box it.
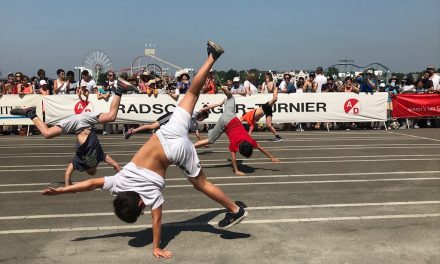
[105,154,121,172]
[248,124,255,136]
[194,138,209,148]
[64,163,74,186]
[256,143,280,163]
[42,177,105,195]
[151,206,173,259]
[231,152,245,176]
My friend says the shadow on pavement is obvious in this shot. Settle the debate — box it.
[72,209,251,249]
[204,159,280,173]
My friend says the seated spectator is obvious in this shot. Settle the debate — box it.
[53,69,69,94]
[66,71,78,94]
[138,71,151,94]
[127,75,139,93]
[321,77,338,92]
[243,73,259,96]
[34,69,53,94]
[18,75,33,94]
[230,77,246,95]
[177,73,191,94]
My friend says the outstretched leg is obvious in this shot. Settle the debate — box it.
[178,41,224,115]
[10,107,62,138]
[98,78,137,123]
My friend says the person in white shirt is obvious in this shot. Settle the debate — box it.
[231,77,246,96]
[243,73,259,96]
[278,73,291,92]
[427,66,440,91]
[314,66,327,93]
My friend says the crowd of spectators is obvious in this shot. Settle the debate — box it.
[1,65,439,135]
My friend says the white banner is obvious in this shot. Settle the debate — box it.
[43,93,387,124]
[0,95,43,125]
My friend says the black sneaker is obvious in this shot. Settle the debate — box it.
[207,40,224,60]
[116,78,138,94]
[124,128,134,140]
[10,106,37,119]
[274,135,283,142]
[218,206,247,229]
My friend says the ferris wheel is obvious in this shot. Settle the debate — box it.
[82,50,113,79]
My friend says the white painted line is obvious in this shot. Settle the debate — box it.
[0,143,438,159]
[2,154,439,168]
[1,201,439,220]
[2,157,440,172]
[1,177,439,194]
[388,131,440,142]
[2,171,439,187]
[1,213,439,234]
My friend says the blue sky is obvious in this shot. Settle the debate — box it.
[1,0,439,78]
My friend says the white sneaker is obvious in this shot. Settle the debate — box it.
[413,124,420,129]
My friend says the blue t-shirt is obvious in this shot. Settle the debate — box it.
[72,130,106,171]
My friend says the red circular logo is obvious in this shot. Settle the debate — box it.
[74,100,93,114]
[344,99,362,115]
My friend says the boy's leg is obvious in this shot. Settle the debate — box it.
[10,107,62,138]
[178,41,224,115]
[188,169,239,213]
[98,78,138,123]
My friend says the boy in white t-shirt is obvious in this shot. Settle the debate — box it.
[42,41,247,259]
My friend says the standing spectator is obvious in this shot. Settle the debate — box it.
[34,69,53,94]
[321,77,338,92]
[303,72,316,93]
[243,73,258,96]
[421,71,434,92]
[97,81,113,135]
[225,79,233,91]
[261,72,275,94]
[295,77,305,93]
[18,75,33,94]
[355,70,376,94]
[378,80,387,92]
[401,78,415,93]
[39,80,50,95]
[66,71,78,94]
[415,79,426,93]
[138,71,151,94]
[79,70,97,94]
[202,70,216,94]
[341,77,358,93]
[230,77,246,95]
[4,73,17,94]
[427,66,439,92]
[279,73,291,93]
[314,67,327,93]
[53,69,69,94]
[177,73,191,94]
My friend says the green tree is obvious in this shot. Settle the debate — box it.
[391,72,405,82]
[325,67,339,78]
[224,69,239,82]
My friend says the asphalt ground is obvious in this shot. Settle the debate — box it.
[0,128,439,264]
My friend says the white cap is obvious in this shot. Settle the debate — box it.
[39,80,47,86]
[80,80,88,87]
[233,77,240,82]
[379,83,386,88]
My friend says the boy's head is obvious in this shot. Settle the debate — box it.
[197,108,210,121]
[113,191,144,223]
[238,141,253,158]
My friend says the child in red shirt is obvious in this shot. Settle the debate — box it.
[194,87,279,175]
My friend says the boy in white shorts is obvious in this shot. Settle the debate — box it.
[42,41,247,259]
[10,79,136,186]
